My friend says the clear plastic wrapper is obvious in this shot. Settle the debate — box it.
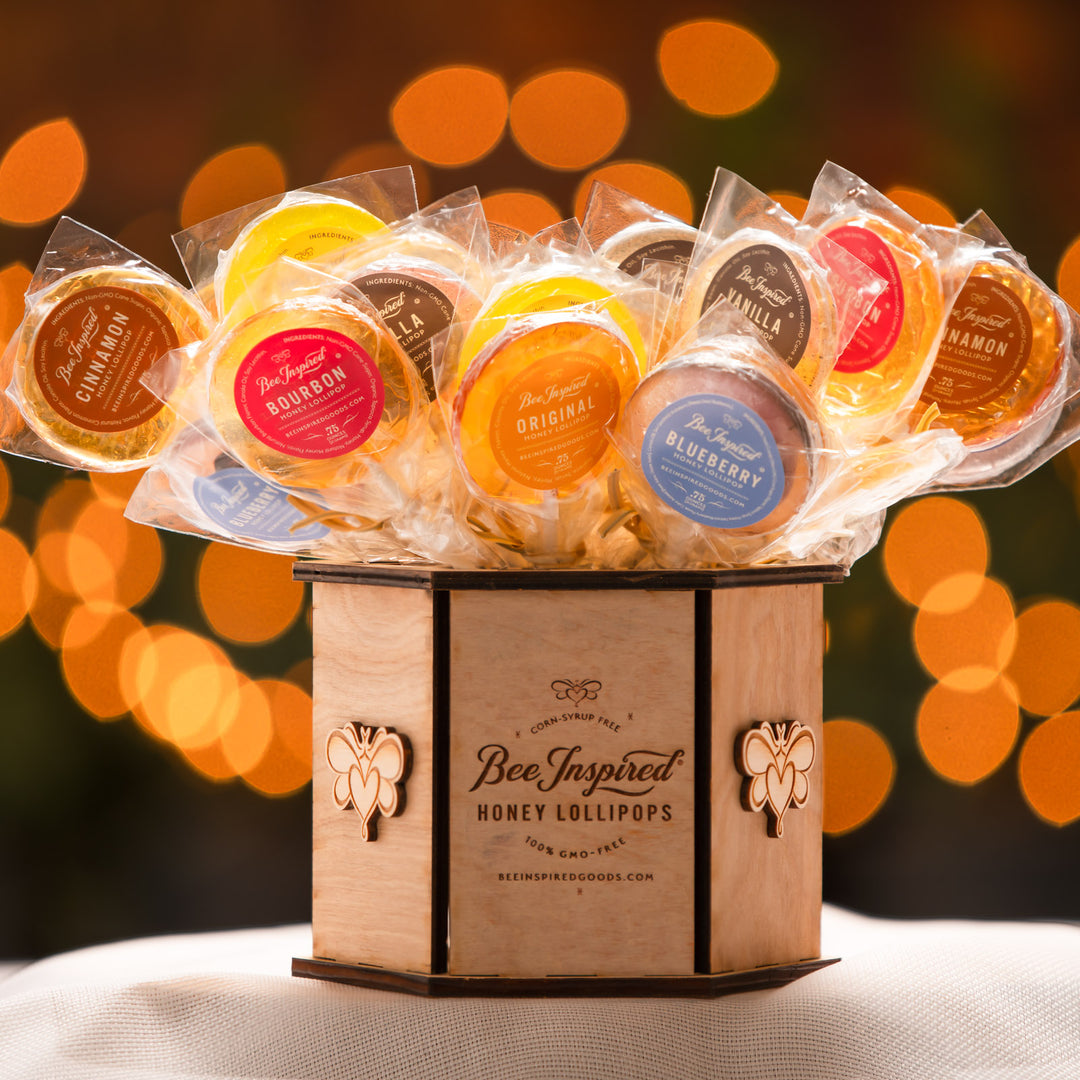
[432,304,650,563]
[912,211,1080,490]
[581,180,699,279]
[142,260,431,525]
[677,167,886,395]
[315,188,494,400]
[448,225,665,398]
[610,297,967,570]
[802,162,976,446]
[0,217,210,472]
[124,420,413,562]
[173,167,418,318]
[611,299,830,567]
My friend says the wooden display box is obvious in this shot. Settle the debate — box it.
[291,563,844,996]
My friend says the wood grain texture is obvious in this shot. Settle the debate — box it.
[709,583,823,973]
[447,589,697,977]
[311,582,436,973]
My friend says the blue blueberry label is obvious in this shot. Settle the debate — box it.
[640,393,784,528]
[193,467,330,543]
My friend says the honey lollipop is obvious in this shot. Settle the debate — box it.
[597,219,698,278]
[207,293,423,496]
[916,257,1067,447]
[454,270,649,386]
[216,193,388,313]
[452,312,639,504]
[679,229,839,393]
[815,213,944,434]
[620,334,821,541]
[12,265,208,469]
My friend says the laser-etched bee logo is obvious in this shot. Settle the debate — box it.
[326,722,410,841]
[736,720,816,838]
[551,679,601,705]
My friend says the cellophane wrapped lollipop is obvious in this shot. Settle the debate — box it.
[172,166,418,318]
[679,168,885,398]
[582,179,699,279]
[803,162,975,446]
[615,300,827,568]
[913,211,1079,489]
[446,306,642,563]
[3,217,209,471]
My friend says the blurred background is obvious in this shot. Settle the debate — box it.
[1,0,1079,960]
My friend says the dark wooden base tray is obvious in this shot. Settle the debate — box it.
[292,955,840,998]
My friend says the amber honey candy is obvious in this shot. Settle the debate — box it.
[818,214,944,432]
[453,315,639,504]
[14,266,208,469]
[207,294,424,493]
[915,258,1066,446]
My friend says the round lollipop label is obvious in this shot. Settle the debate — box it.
[641,393,785,528]
[233,327,384,460]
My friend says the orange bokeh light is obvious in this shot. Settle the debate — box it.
[37,477,95,540]
[240,678,312,796]
[882,496,989,607]
[482,190,562,236]
[510,69,628,171]
[912,576,1015,682]
[1057,235,1080,318]
[120,624,239,748]
[0,262,32,344]
[0,458,10,521]
[61,603,145,719]
[822,718,895,835]
[219,675,274,775]
[768,191,808,219]
[884,186,956,228]
[197,543,305,644]
[0,119,87,225]
[325,142,432,206]
[1019,711,1080,825]
[917,677,1020,784]
[28,574,80,648]
[391,67,508,167]
[573,162,694,224]
[1004,599,1080,716]
[89,470,147,509]
[180,144,287,230]
[658,20,778,117]
[0,529,37,640]
[73,499,162,609]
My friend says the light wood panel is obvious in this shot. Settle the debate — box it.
[447,589,697,977]
[710,583,823,973]
[311,582,435,973]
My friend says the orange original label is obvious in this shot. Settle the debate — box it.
[923,275,1033,410]
[31,285,178,433]
[489,351,620,489]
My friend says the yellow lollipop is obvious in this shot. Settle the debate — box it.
[217,194,387,313]
[454,271,649,385]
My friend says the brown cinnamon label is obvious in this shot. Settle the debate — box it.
[923,275,1033,410]
[702,243,811,366]
[31,285,178,432]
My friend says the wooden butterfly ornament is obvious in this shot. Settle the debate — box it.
[736,720,816,838]
[326,723,410,841]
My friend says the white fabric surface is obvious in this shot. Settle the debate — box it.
[0,905,1076,1079]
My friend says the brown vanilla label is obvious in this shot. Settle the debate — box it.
[31,285,178,432]
[351,271,454,398]
[924,275,1033,410]
[703,243,812,366]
